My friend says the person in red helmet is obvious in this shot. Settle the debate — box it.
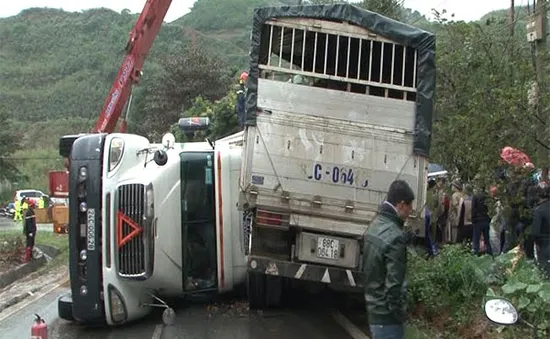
[24,201,37,262]
[239,71,248,84]
[236,71,249,129]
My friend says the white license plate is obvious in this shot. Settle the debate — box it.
[317,236,339,260]
[86,209,96,251]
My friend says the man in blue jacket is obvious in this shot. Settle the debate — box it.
[363,180,415,339]
[236,71,248,129]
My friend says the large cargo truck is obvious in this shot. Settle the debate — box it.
[238,4,435,308]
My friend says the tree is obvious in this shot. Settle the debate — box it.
[133,44,232,141]
[171,89,240,142]
[429,17,538,182]
[0,110,22,182]
[359,0,403,20]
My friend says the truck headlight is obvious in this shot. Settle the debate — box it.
[145,184,154,219]
[108,138,125,172]
[108,286,127,324]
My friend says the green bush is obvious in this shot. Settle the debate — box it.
[407,244,548,338]
[486,257,550,337]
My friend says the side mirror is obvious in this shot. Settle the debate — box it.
[161,133,176,149]
[153,150,168,166]
[484,298,519,325]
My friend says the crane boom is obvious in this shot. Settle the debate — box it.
[52,0,173,207]
[93,0,173,133]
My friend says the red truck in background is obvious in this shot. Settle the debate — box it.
[49,171,68,198]
[47,171,69,233]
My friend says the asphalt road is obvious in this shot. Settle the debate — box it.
[0,218,370,339]
[0,282,367,339]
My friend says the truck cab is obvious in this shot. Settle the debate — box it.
[59,118,248,326]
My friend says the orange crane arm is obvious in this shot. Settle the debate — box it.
[93,0,173,133]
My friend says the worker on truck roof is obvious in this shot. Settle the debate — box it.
[236,71,248,129]
[363,180,415,339]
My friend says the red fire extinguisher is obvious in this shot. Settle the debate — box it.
[30,314,47,339]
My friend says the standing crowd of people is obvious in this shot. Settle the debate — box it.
[362,174,549,339]
[425,164,550,276]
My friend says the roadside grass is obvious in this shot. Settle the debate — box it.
[406,321,445,339]
[0,229,68,252]
[0,229,69,272]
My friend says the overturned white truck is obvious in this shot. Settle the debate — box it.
[239,4,436,308]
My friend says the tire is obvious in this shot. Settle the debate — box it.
[247,271,266,310]
[58,293,74,321]
[265,275,283,308]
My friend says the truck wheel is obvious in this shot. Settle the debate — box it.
[265,276,283,308]
[247,271,266,310]
[58,293,74,321]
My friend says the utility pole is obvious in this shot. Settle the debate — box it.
[527,0,549,181]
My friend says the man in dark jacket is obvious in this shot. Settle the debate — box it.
[531,183,550,278]
[472,187,493,256]
[363,180,415,339]
[24,201,37,262]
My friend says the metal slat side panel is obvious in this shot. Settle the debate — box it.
[241,106,425,224]
[117,184,146,277]
[260,21,417,99]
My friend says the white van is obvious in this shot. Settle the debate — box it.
[14,189,46,205]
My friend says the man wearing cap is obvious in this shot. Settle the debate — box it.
[236,71,248,129]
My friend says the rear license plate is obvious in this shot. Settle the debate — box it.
[317,236,339,260]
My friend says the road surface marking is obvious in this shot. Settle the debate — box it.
[0,275,70,322]
[151,324,163,339]
[332,311,370,339]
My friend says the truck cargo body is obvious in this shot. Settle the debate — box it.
[240,4,435,305]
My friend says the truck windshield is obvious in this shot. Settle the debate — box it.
[180,152,215,222]
[179,151,217,290]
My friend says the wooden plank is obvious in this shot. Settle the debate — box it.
[266,18,398,44]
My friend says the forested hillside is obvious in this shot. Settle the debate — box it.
[0,0,542,199]
[2,2,549,336]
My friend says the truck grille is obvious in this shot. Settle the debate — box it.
[117,184,147,278]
